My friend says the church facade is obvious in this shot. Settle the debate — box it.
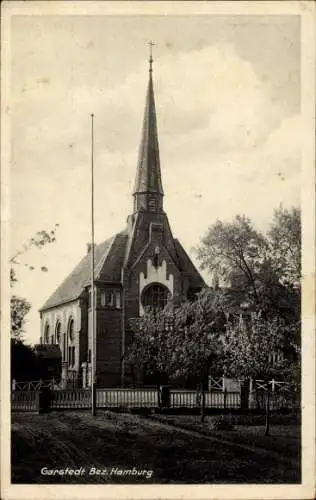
[39,55,206,387]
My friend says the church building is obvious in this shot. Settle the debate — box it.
[39,52,206,387]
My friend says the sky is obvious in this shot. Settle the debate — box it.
[9,14,301,345]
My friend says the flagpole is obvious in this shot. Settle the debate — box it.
[90,113,96,416]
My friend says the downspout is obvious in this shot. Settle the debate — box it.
[121,267,126,387]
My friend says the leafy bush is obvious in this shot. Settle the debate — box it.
[103,410,117,419]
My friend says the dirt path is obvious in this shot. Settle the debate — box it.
[11,411,300,483]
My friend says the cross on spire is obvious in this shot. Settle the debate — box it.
[148,40,155,73]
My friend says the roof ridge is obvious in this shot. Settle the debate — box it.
[174,238,206,286]
[39,231,127,311]
[94,234,117,279]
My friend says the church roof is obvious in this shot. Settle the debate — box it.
[40,229,205,311]
[174,239,207,289]
[133,64,163,196]
[40,231,128,311]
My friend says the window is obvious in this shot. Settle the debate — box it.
[50,335,54,344]
[55,321,61,344]
[68,346,76,367]
[106,289,114,307]
[153,246,159,267]
[141,284,169,311]
[148,197,157,212]
[99,288,121,308]
[115,290,121,309]
[68,318,74,342]
[68,346,72,366]
[44,323,50,343]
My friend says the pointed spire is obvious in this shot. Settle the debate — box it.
[133,43,164,212]
[149,40,154,74]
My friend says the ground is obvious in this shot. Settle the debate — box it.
[11,411,300,484]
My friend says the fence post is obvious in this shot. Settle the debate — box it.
[271,379,275,392]
[160,385,171,408]
[224,388,227,410]
[12,379,16,392]
[82,362,88,389]
[264,386,270,436]
[92,384,97,409]
[35,391,40,412]
[248,377,257,409]
[240,379,250,410]
[38,386,52,414]
[157,386,161,408]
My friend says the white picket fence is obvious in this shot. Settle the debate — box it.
[51,388,241,410]
[96,388,159,408]
[11,390,38,411]
[12,387,241,411]
[52,389,92,409]
[11,376,298,412]
[170,390,240,408]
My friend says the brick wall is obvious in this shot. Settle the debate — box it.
[95,308,122,386]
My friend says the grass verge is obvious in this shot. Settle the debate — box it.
[149,414,301,457]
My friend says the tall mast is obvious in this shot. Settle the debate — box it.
[90,113,96,416]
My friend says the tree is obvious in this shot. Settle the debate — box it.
[11,340,39,382]
[10,225,59,276]
[197,207,301,430]
[220,313,298,435]
[196,215,268,308]
[167,289,225,421]
[259,206,301,323]
[10,225,59,341]
[196,209,301,322]
[267,206,301,289]
[221,314,288,380]
[127,288,226,421]
[128,308,173,389]
[11,295,31,341]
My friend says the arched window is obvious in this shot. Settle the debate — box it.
[68,318,74,343]
[141,284,169,311]
[44,323,50,344]
[55,321,61,344]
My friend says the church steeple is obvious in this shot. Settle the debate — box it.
[133,43,164,213]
